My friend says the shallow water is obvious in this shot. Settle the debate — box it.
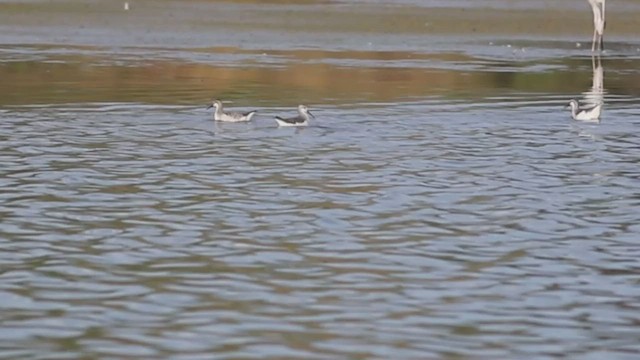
[2,1,640,359]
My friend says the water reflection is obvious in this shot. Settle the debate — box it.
[582,55,605,111]
[2,47,640,108]
[568,55,605,125]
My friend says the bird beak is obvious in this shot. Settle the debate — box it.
[564,104,571,109]
[308,111,315,119]
[206,104,213,110]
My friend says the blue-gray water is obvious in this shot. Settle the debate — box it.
[2,1,640,359]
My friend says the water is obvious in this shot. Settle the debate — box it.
[2,1,640,359]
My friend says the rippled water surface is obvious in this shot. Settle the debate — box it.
[2,1,640,359]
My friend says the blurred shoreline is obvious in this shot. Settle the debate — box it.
[1,0,639,106]
[1,0,640,49]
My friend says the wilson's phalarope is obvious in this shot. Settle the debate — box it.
[274,105,314,127]
[207,99,257,122]
[566,99,602,122]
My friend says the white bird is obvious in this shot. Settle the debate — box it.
[207,99,257,122]
[274,105,315,127]
[566,99,602,122]
[587,0,606,52]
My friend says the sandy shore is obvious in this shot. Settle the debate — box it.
[0,0,639,49]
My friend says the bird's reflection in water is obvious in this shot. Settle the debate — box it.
[567,55,605,124]
[571,55,606,139]
[582,55,604,108]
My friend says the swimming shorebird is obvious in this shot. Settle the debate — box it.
[566,99,602,122]
[207,99,257,122]
[274,105,315,127]
[587,0,606,52]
